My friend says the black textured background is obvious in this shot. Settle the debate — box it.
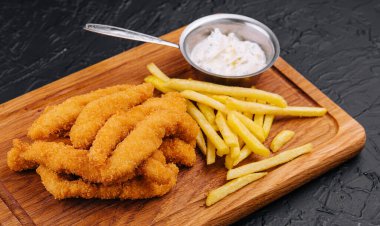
[1,0,380,225]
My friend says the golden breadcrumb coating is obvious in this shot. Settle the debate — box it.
[36,165,178,200]
[13,111,198,184]
[89,92,186,165]
[28,84,132,140]
[8,84,199,200]
[160,138,196,167]
[70,83,154,149]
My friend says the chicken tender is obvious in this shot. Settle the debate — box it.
[7,139,37,171]
[139,154,178,185]
[28,84,132,140]
[89,92,187,165]
[9,138,190,186]
[16,110,198,184]
[160,138,196,167]
[36,166,178,200]
[70,83,154,149]
[8,84,199,201]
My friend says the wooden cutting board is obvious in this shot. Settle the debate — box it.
[0,199,22,226]
[0,27,365,225]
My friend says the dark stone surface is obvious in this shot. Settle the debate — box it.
[1,0,379,225]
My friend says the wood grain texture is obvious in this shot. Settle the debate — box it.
[0,182,35,226]
[0,198,22,226]
[0,27,365,225]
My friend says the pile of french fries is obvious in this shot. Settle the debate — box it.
[144,63,327,206]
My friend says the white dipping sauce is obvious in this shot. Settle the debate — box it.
[190,28,267,76]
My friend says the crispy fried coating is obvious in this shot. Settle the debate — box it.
[7,139,179,185]
[105,110,198,182]
[139,158,177,185]
[17,110,198,184]
[8,86,200,200]
[89,92,187,165]
[9,138,188,185]
[7,139,37,171]
[150,149,166,163]
[36,166,178,200]
[160,138,196,167]
[139,149,179,184]
[27,84,132,140]
[70,83,154,149]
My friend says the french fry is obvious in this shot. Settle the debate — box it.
[230,146,241,161]
[168,79,287,107]
[144,76,174,93]
[227,143,313,180]
[215,112,239,148]
[253,114,264,127]
[253,100,265,127]
[263,115,274,139]
[225,153,234,169]
[233,145,252,166]
[270,130,295,152]
[181,90,228,113]
[197,103,217,130]
[226,98,327,117]
[207,138,216,165]
[245,97,256,120]
[233,111,265,142]
[206,172,267,206]
[196,132,207,155]
[238,136,244,148]
[147,63,170,82]
[243,95,254,118]
[211,95,246,107]
[210,95,229,104]
[243,112,253,118]
[186,101,229,155]
[227,112,270,157]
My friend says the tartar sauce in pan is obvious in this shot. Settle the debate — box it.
[190,28,267,76]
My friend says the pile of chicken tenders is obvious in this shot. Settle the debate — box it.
[7,83,199,199]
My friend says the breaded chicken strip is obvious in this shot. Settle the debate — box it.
[7,139,37,171]
[104,110,198,183]
[36,165,178,200]
[14,111,198,184]
[28,84,132,140]
[138,149,180,184]
[8,139,178,185]
[70,83,154,149]
[89,92,186,165]
[160,138,196,167]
